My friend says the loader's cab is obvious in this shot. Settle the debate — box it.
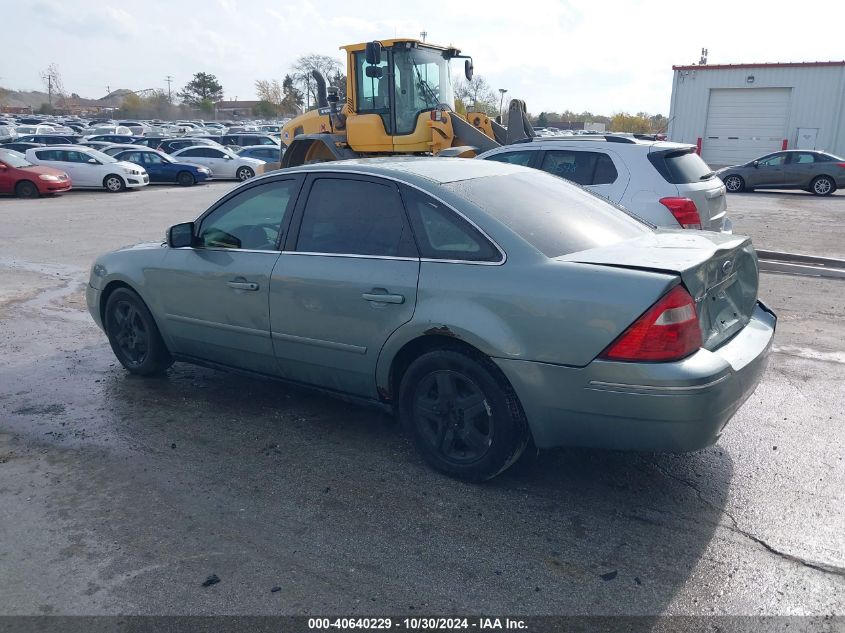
[343,39,466,153]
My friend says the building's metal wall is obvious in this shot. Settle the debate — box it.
[668,65,845,162]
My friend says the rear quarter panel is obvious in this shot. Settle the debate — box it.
[375,259,677,395]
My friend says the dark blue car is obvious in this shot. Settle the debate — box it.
[112,148,212,186]
[86,134,140,144]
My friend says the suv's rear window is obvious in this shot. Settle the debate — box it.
[649,148,715,184]
[446,170,651,258]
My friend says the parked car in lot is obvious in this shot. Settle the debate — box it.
[157,138,223,154]
[131,137,171,149]
[0,125,17,142]
[15,134,81,145]
[84,125,133,137]
[477,135,731,232]
[0,148,71,198]
[101,144,147,157]
[171,145,262,180]
[26,146,149,192]
[85,134,141,145]
[86,158,775,481]
[0,142,45,154]
[219,134,279,149]
[15,125,57,136]
[716,150,845,196]
[237,145,282,163]
[110,148,212,186]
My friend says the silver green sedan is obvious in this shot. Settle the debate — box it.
[87,158,776,481]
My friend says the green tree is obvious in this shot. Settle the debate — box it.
[198,98,215,115]
[281,74,304,115]
[254,100,278,118]
[609,112,652,134]
[37,102,56,115]
[536,112,549,127]
[178,72,224,106]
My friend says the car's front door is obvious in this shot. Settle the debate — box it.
[153,177,302,374]
[269,174,420,398]
[140,151,170,182]
[750,152,787,188]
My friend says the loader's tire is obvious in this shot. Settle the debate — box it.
[303,140,336,163]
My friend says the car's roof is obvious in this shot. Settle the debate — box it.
[281,156,528,184]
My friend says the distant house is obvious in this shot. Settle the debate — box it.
[215,100,261,118]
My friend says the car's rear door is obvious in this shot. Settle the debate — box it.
[269,173,420,398]
[536,148,630,203]
[154,176,302,374]
[783,151,818,187]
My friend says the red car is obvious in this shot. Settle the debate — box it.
[0,149,72,198]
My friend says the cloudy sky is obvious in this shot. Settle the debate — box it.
[4,0,844,115]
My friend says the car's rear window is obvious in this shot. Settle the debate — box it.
[445,170,652,258]
[649,148,715,184]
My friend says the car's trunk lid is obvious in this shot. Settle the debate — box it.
[557,230,759,350]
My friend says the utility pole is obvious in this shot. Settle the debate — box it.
[48,75,53,106]
[419,30,427,42]
[165,75,173,103]
[498,88,508,121]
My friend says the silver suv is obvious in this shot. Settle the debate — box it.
[477,135,731,232]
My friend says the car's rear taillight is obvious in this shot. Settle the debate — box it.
[599,285,702,362]
[660,197,702,229]
[836,163,845,169]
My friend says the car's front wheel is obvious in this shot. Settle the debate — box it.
[104,288,173,375]
[177,171,195,186]
[399,348,530,481]
[811,175,835,196]
[15,180,40,199]
[723,175,745,193]
[103,174,126,193]
[236,166,255,181]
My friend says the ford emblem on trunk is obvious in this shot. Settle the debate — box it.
[722,260,733,274]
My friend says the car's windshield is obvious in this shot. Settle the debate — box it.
[447,170,652,258]
[0,151,33,168]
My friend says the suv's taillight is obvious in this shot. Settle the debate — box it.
[599,285,702,362]
[660,197,702,229]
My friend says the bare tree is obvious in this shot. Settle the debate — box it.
[453,75,497,115]
[40,63,67,109]
[291,54,344,109]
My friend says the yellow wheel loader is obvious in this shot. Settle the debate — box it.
[279,39,534,168]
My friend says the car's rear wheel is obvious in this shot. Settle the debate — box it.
[103,174,126,192]
[723,175,744,193]
[236,166,255,181]
[15,180,39,199]
[177,171,195,186]
[811,175,835,196]
[104,288,173,375]
[399,348,530,481]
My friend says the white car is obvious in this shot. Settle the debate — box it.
[83,125,133,138]
[15,125,57,136]
[170,145,262,181]
[25,145,149,192]
[477,135,731,232]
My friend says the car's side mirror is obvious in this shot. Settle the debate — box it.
[88,158,98,164]
[751,160,759,168]
[0,164,7,170]
[167,222,195,248]
[465,58,474,81]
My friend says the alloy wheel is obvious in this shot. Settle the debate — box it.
[814,177,832,195]
[412,370,493,464]
[110,300,149,367]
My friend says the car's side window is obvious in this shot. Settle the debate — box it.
[66,151,88,163]
[197,180,299,250]
[758,154,786,167]
[401,186,500,262]
[205,149,225,158]
[121,152,142,164]
[486,150,535,167]
[791,152,815,164]
[35,150,58,161]
[593,153,619,185]
[295,178,411,257]
[145,153,163,164]
[180,148,202,157]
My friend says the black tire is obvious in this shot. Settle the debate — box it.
[177,171,195,186]
[236,166,255,181]
[723,174,744,193]
[103,174,126,193]
[811,175,835,196]
[104,288,173,376]
[398,348,530,482]
[15,180,39,199]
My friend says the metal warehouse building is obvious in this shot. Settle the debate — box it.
[667,61,845,167]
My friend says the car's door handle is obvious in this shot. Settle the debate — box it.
[227,280,259,291]
[362,291,405,304]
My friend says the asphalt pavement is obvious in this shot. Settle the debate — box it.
[0,183,842,618]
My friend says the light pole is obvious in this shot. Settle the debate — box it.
[498,88,508,122]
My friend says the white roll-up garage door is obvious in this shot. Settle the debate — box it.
[702,88,791,166]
